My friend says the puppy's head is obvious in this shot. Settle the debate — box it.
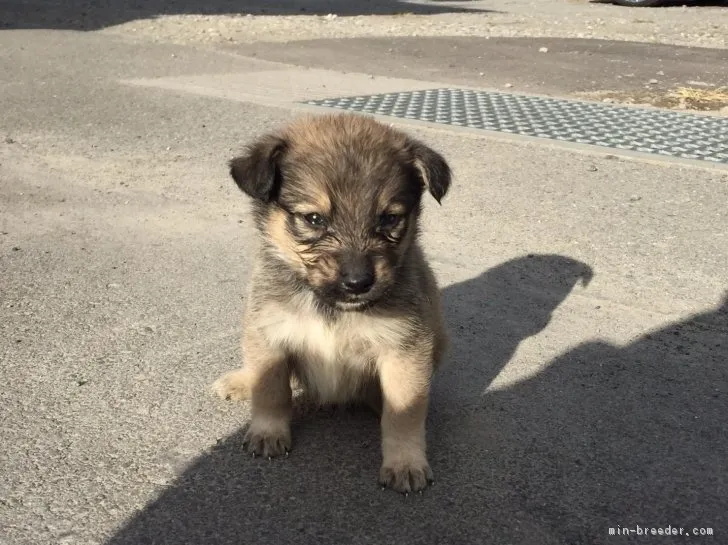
[229,113,451,310]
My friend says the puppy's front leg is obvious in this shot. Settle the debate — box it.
[378,352,434,493]
[214,331,293,458]
[244,349,293,458]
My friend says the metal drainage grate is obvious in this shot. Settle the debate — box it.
[304,88,728,164]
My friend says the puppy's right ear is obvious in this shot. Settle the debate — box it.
[229,135,287,202]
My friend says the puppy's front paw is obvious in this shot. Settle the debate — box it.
[212,369,250,402]
[379,458,434,494]
[243,418,292,458]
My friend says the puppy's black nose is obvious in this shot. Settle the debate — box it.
[339,265,375,295]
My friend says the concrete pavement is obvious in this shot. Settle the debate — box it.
[231,36,728,105]
[1,19,727,545]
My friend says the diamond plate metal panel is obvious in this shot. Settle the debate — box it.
[304,88,728,164]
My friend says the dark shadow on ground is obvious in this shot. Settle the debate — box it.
[105,255,728,545]
[0,0,492,31]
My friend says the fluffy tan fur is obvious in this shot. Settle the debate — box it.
[213,113,451,493]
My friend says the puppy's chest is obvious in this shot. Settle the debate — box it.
[255,295,412,403]
[262,305,396,367]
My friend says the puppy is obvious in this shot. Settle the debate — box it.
[213,113,451,493]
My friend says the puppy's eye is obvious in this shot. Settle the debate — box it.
[378,213,401,230]
[303,213,327,228]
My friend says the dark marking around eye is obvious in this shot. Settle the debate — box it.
[299,236,324,246]
[284,211,334,247]
[379,213,401,230]
[376,212,407,243]
[303,213,327,228]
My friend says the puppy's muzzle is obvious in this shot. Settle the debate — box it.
[338,255,375,296]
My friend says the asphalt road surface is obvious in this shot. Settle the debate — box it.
[1,9,727,545]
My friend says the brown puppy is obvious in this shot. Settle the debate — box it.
[213,113,451,493]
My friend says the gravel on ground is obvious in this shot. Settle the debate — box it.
[100,0,728,50]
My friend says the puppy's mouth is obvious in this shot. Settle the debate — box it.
[310,287,380,312]
[333,299,372,311]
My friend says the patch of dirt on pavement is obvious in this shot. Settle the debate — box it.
[578,87,728,113]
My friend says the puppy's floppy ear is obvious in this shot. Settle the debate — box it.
[229,134,287,202]
[408,139,451,204]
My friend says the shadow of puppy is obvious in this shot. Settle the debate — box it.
[432,253,593,410]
